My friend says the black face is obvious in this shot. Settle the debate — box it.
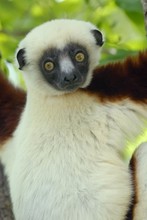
[39,43,89,92]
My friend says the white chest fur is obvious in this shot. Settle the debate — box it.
[3,91,144,220]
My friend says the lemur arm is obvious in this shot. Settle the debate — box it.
[0,70,26,144]
[86,51,147,220]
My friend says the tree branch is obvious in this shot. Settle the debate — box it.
[141,0,147,35]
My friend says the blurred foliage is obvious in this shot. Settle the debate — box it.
[0,0,146,66]
[0,0,147,158]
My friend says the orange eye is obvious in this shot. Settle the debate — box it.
[75,52,85,62]
[44,61,54,71]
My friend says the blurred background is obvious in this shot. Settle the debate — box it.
[0,0,147,159]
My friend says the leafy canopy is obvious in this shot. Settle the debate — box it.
[0,0,146,66]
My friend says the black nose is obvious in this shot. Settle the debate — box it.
[58,71,83,91]
[63,73,78,84]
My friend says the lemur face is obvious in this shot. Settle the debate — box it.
[39,43,89,91]
[16,19,104,95]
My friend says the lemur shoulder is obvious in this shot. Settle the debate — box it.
[0,19,147,220]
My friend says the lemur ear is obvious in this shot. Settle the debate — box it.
[16,48,26,70]
[91,29,104,46]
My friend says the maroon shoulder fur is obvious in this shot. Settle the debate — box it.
[0,70,26,144]
[85,51,147,103]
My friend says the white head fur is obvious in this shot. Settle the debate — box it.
[16,19,104,96]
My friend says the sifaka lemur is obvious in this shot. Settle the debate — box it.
[0,19,147,220]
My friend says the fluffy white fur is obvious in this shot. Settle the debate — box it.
[132,142,147,220]
[16,19,102,96]
[60,56,74,73]
[0,19,147,220]
[2,92,133,220]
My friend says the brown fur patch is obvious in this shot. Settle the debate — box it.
[126,154,138,220]
[84,51,147,103]
[0,70,26,145]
